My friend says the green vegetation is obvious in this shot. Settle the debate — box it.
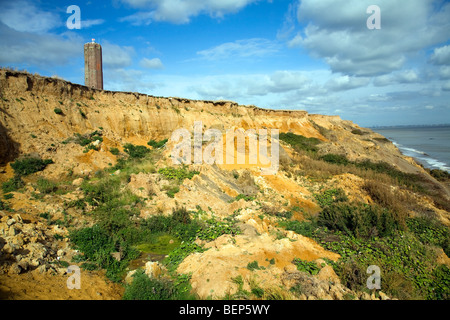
[292,258,321,275]
[63,130,103,147]
[35,178,58,194]
[279,132,321,153]
[277,186,450,300]
[147,138,168,149]
[10,157,53,176]
[227,194,254,203]
[351,129,366,135]
[2,175,24,193]
[109,147,120,155]
[158,166,200,182]
[319,154,421,190]
[0,200,9,210]
[313,187,348,208]
[54,108,63,115]
[427,168,450,181]
[123,143,150,159]
[247,260,264,271]
[123,269,195,300]
[67,145,240,288]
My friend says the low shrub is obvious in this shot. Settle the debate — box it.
[428,168,450,181]
[319,154,350,165]
[123,269,193,300]
[54,108,63,115]
[292,258,321,275]
[313,188,348,208]
[279,132,321,153]
[110,147,120,155]
[171,207,191,225]
[2,175,25,193]
[158,166,200,182]
[406,216,450,256]
[147,139,168,149]
[318,202,404,238]
[123,143,150,159]
[10,157,53,176]
[36,178,58,194]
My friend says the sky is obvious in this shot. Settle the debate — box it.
[0,0,450,127]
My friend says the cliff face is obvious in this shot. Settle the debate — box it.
[0,69,422,175]
[1,69,449,301]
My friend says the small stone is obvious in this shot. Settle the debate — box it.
[379,291,390,300]
[125,270,137,284]
[9,263,21,274]
[72,178,84,187]
[8,226,17,237]
[284,264,298,273]
[6,218,16,226]
[17,260,29,271]
[144,261,163,278]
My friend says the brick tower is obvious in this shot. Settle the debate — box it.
[84,39,103,90]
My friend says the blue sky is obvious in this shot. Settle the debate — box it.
[1,0,450,127]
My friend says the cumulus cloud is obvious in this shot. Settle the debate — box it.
[430,45,450,65]
[0,0,62,34]
[325,75,370,91]
[81,19,105,28]
[139,57,164,69]
[119,0,261,24]
[373,70,420,86]
[102,41,135,69]
[288,0,450,76]
[197,38,280,60]
[0,22,82,67]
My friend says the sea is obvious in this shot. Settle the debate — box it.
[371,125,450,173]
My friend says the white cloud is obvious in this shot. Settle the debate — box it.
[102,41,135,69]
[438,66,450,79]
[119,0,261,24]
[0,0,61,33]
[288,0,450,76]
[81,19,105,28]
[430,45,450,65]
[425,105,434,109]
[442,81,450,91]
[197,38,280,60]
[104,68,158,92]
[139,57,164,69]
[373,70,420,86]
[325,75,370,91]
[0,22,82,67]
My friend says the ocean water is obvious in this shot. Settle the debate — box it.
[372,126,450,173]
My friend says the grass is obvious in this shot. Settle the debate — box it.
[2,175,25,193]
[277,186,450,300]
[158,166,200,182]
[279,132,321,154]
[123,269,195,300]
[35,178,58,194]
[68,149,240,285]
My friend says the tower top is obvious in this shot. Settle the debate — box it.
[91,38,95,43]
